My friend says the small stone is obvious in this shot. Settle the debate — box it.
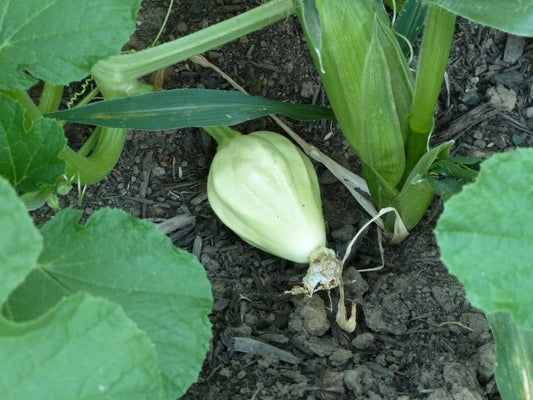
[305,336,337,357]
[443,362,479,390]
[351,332,375,350]
[526,106,533,119]
[152,166,166,177]
[343,366,374,396]
[343,267,369,300]
[473,139,486,149]
[460,90,482,106]
[471,342,495,382]
[300,81,316,98]
[363,292,410,335]
[503,34,525,64]
[289,295,330,336]
[329,348,353,367]
[460,312,492,343]
[487,84,517,111]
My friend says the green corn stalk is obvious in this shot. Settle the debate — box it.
[301,0,412,185]
[297,0,421,227]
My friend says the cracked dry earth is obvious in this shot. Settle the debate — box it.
[34,1,533,399]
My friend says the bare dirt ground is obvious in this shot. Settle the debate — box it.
[36,1,533,398]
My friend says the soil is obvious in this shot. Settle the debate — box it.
[34,1,533,399]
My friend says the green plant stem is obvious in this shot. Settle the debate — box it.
[151,0,174,47]
[2,90,41,128]
[60,127,126,184]
[38,83,64,114]
[405,5,455,174]
[203,126,241,148]
[77,129,101,157]
[92,0,295,98]
[19,186,57,210]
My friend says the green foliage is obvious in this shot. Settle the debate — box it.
[0,0,215,394]
[0,0,142,90]
[428,156,481,201]
[46,89,335,130]
[0,177,42,304]
[0,94,66,192]
[435,149,533,326]
[0,178,213,398]
[297,0,453,230]
[435,148,533,398]
[394,0,428,56]
[425,0,533,36]
[0,293,165,400]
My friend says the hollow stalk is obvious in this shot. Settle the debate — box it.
[38,83,64,114]
[92,0,295,98]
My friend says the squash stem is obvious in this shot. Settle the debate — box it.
[92,0,295,98]
[203,126,241,148]
[38,83,64,114]
[60,127,126,184]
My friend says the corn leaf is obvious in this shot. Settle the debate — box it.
[301,0,377,144]
[46,89,335,130]
[390,141,452,229]
[295,0,324,73]
[394,0,428,55]
[357,16,409,188]
[374,15,414,142]
[486,312,533,400]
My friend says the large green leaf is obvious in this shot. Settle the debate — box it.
[0,0,142,90]
[3,208,213,398]
[0,177,41,304]
[425,0,533,36]
[435,148,533,329]
[46,89,336,129]
[0,93,66,192]
[0,293,165,400]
